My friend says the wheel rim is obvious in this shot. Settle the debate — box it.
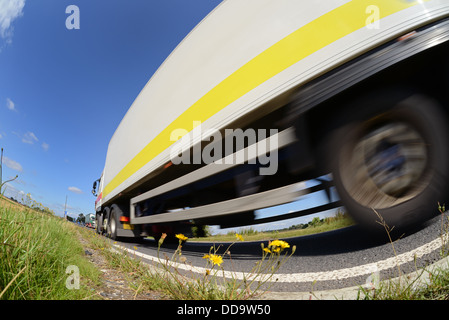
[109,216,116,238]
[103,217,108,235]
[340,121,430,209]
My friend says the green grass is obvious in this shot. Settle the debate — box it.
[5,192,449,300]
[0,201,100,300]
[85,231,296,300]
[357,265,449,300]
[190,210,355,242]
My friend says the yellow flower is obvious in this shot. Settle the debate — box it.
[267,240,291,254]
[175,234,188,241]
[202,254,210,260]
[209,254,223,266]
[263,247,271,254]
[269,240,290,250]
[235,233,244,241]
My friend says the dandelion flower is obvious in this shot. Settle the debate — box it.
[269,240,290,250]
[175,234,188,241]
[209,254,223,266]
[235,233,244,241]
[203,253,222,266]
[263,247,271,254]
[268,240,291,254]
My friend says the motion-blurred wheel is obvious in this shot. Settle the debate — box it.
[329,90,449,230]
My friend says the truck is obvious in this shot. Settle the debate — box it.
[92,0,449,240]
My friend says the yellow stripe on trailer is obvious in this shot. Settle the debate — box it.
[103,0,426,199]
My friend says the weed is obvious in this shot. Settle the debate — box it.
[0,201,100,299]
[153,233,296,300]
[358,206,449,300]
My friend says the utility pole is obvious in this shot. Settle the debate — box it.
[1,147,3,188]
[64,195,68,219]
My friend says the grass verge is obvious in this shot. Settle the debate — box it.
[81,230,296,300]
[0,198,100,300]
[5,192,449,300]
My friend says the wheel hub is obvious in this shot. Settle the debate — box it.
[341,121,430,209]
[362,123,427,197]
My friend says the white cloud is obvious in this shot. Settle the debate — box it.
[0,0,25,43]
[2,156,23,172]
[22,131,38,144]
[41,142,49,151]
[6,98,16,111]
[68,186,83,194]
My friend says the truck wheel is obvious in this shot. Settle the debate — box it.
[95,213,102,234]
[328,90,449,230]
[102,207,110,237]
[107,207,119,240]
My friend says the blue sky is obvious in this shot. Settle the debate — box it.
[0,0,222,218]
[0,0,338,230]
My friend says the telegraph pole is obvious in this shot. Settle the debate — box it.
[0,148,3,188]
[64,195,68,219]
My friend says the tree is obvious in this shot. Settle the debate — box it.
[309,217,322,228]
[76,213,85,224]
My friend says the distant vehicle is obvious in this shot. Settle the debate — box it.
[85,213,96,229]
[93,1,449,240]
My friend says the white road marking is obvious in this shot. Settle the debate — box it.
[113,234,445,283]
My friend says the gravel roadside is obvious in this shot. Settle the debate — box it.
[76,232,168,300]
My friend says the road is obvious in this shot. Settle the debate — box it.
[113,214,447,295]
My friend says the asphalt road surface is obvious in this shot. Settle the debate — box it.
[113,214,448,294]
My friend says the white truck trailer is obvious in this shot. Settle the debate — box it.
[93,0,449,240]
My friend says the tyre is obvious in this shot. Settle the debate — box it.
[95,213,102,234]
[328,89,449,230]
[102,207,110,237]
[107,206,119,240]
